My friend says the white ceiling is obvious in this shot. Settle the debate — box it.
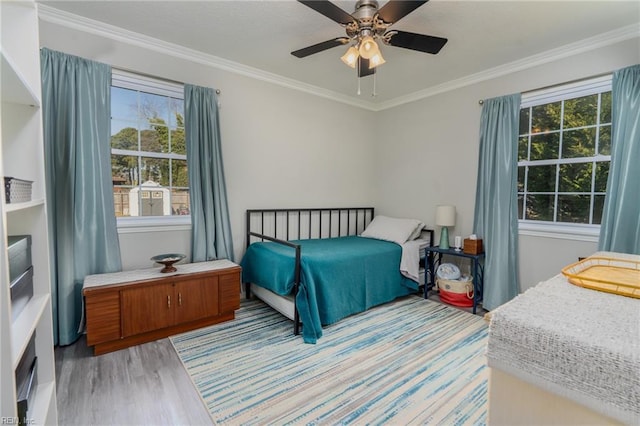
[38,1,640,107]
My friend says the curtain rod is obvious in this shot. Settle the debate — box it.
[477,71,612,105]
[114,66,221,94]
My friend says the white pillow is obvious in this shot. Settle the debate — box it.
[360,215,425,245]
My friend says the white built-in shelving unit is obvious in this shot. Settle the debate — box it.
[1,1,58,424]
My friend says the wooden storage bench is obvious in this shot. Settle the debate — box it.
[83,260,241,355]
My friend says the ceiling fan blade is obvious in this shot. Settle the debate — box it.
[384,30,447,54]
[298,1,356,25]
[291,37,350,58]
[377,1,428,24]
[358,57,376,78]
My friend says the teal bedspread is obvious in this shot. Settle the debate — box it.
[240,236,417,343]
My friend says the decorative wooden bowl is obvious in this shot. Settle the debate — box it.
[151,253,186,273]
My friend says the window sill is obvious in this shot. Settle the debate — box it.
[117,216,192,234]
[518,221,599,243]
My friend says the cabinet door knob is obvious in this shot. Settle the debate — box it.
[178,292,182,306]
[167,295,171,308]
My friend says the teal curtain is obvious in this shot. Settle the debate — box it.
[598,64,640,254]
[185,84,234,261]
[41,48,122,345]
[473,94,521,311]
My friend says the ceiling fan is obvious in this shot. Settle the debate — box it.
[292,0,448,78]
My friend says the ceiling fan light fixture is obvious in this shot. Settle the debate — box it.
[368,51,386,68]
[340,46,359,68]
[358,35,379,59]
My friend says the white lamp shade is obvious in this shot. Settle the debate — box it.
[435,205,456,227]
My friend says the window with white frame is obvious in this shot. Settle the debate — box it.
[110,70,189,221]
[518,75,612,229]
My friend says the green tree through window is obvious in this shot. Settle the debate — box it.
[518,81,611,226]
[110,76,189,218]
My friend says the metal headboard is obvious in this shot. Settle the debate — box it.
[246,207,375,246]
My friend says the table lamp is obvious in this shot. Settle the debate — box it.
[435,205,456,249]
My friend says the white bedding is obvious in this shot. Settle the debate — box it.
[487,251,640,425]
[400,238,430,283]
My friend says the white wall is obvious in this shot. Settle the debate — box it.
[39,20,376,268]
[39,18,639,292]
[374,37,640,291]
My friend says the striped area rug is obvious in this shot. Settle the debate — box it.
[170,296,488,425]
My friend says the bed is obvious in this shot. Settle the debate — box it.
[240,207,433,343]
[486,251,640,425]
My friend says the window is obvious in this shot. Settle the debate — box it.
[110,70,189,222]
[518,75,611,231]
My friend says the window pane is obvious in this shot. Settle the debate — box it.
[140,92,169,124]
[172,159,189,187]
[169,98,184,128]
[530,132,559,161]
[147,120,170,153]
[111,124,138,150]
[517,85,611,228]
[140,157,169,185]
[111,87,138,120]
[519,108,530,135]
[594,162,609,192]
[171,128,186,155]
[557,194,590,223]
[140,127,163,153]
[517,194,524,220]
[600,92,611,123]
[593,195,606,224]
[525,194,554,221]
[527,165,556,192]
[531,102,561,133]
[111,154,138,186]
[598,125,611,155]
[171,189,190,216]
[518,136,528,161]
[517,166,525,192]
[563,94,598,128]
[111,74,191,221]
[559,163,592,192]
[561,128,595,158]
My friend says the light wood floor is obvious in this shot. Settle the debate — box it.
[55,335,212,425]
[55,293,483,425]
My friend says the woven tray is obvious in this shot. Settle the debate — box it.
[561,256,640,299]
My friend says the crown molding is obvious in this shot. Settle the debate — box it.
[37,4,378,111]
[373,23,640,111]
[37,4,638,112]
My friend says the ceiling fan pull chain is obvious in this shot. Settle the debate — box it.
[372,72,377,97]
